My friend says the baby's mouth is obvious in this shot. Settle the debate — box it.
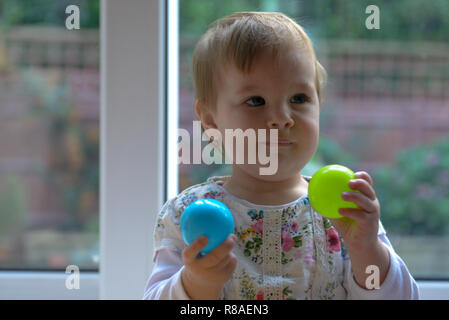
[259,139,294,146]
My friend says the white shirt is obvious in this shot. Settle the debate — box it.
[143,176,419,300]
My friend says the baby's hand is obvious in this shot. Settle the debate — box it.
[330,171,381,252]
[181,234,237,299]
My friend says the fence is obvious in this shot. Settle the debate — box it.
[316,40,449,169]
[321,40,449,101]
[0,26,99,230]
[178,36,449,187]
[0,26,100,268]
[1,26,99,70]
[2,27,449,187]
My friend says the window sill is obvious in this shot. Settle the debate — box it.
[0,271,446,300]
[417,280,449,300]
[0,271,99,300]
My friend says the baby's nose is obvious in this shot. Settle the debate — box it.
[267,111,294,129]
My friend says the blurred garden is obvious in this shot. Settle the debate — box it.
[0,0,99,269]
[177,0,449,278]
[0,0,448,278]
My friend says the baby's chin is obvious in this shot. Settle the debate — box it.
[239,163,305,182]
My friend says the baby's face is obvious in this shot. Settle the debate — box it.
[211,45,320,181]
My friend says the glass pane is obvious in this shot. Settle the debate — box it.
[0,0,100,270]
[179,0,449,279]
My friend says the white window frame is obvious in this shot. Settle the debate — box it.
[99,0,171,299]
[0,0,448,300]
[0,0,170,300]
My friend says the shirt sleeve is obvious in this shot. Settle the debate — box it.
[152,197,187,261]
[343,221,420,299]
[143,196,192,300]
[143,249,191,300]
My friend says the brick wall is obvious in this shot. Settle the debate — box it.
[179,39,449,184]
[0,27,99,229]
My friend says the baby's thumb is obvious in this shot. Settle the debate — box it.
[182,236,208,263]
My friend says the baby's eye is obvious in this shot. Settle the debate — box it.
[245,96,265,107]
[290,94,309,104]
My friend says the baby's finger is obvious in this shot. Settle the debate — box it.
[198,234,237,269]
[182,236,208,264]
[354,171,374,187]
[341,192,377,213]
[338,208,372,223]
[348,178,376,201]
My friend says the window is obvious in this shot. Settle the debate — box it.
[0,0,100,271]
[178,0,449,284]
[1,0,167,299]
[1,0,447,300]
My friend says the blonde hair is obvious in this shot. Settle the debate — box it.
[191,11,327,110]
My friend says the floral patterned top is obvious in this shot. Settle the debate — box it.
[150,175,418,300]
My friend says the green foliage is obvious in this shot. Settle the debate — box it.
[302,0,449,42]
[302,134,358,177]
[180,0,449,42]
[180,0,262,37]
[316,134,357,167]
[20,69,99,232]
[0,174,28,242]
[373,137,449,235]
[1,0,447,40]
[0,0,99,29]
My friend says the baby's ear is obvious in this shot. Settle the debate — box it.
[195,99,217,130]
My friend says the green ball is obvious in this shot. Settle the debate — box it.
[308,164,360,219]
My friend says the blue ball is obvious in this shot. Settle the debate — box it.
[180,199,235,255]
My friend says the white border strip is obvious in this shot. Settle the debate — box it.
[0,272,99,300]
[166,0,179,199]
[417,281,449,300]
[99,0,166,299]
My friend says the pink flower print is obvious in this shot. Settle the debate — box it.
[281,231,294,252]
[252,220,263,235]
[203,191,224,199]
[257,291,264,300]
[326,227,341,253]
[202,192,213,199]
[304,255,314,264]
[290,221,299,232]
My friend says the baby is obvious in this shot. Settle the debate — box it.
[144,12,419,300]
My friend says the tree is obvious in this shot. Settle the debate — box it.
[0,0,99,29]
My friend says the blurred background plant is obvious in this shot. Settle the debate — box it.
[0,0,99,269]
[178,0,449,278]
[20,68,99,233]
[179,0,449,42]
[0,0,99,30]
[0,174,28,263]
[305,134,358,175]
[0,0,448,276]
[0,174,27,240]
[373,137,449,236]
